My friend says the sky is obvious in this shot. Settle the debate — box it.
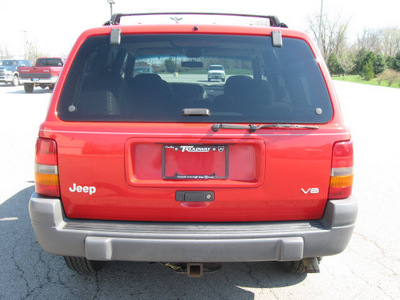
[1,0,399,58]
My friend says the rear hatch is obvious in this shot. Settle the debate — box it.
[43,27,350,222]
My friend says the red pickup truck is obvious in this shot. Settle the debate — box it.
[19,57,64,93]
[29,13,356,276]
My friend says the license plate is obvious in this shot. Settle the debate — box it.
[162,144,228,179]
[32,78,40,82]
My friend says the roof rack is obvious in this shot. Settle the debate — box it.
[104,12,288,28]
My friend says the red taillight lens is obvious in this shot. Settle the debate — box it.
[329,141,353,199]
[34,138,60,197]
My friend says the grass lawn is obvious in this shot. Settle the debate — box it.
[332,75,400,89]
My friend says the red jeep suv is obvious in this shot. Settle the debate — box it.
[29,13,356,275]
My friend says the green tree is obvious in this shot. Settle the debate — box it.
[354,48,367,75]
[327,53,343,75]
[164,57,176,73]
[393,52,400,72]
[373,54,386,75]
[355,49,376,79]
[362,61,375,81]
[386,56,395,69]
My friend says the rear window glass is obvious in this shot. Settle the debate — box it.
[36,58,63,66]
[58,34,332,123]
[209,66,224,71]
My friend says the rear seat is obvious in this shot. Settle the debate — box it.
[214,75,292,118]
[77,90,121,115]
[75,63,128,116]
[127,74,174,117]
[170,83,204,108]
[213,76,269,113]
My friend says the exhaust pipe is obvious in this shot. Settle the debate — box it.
[302,257,320,273]
[187,263,203,277]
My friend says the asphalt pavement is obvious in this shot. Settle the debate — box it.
[0,81,399,299]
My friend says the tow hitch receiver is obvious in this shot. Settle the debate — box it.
[187,263,203,277]
[163,263,221,277]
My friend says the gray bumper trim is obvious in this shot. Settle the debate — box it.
[19,78,57,84]
[29,194,357,262]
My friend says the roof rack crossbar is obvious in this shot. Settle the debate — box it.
[105,12,287,28]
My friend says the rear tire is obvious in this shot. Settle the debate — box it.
[24,83,34,93]
[63,256,104,273]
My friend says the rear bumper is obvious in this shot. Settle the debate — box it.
[29,194,357,262]
[20,77,57,85]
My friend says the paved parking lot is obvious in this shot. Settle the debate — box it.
[0,81,399,299]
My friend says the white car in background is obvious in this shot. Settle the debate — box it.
[208,65,225,82]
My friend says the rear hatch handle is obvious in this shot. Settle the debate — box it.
[183,108,210,116]
[212,123,319,132]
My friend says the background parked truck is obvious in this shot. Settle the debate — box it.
[19,57,64,93]
[0,59,31,86]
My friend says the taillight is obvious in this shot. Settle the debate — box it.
[328,141,353,199]
[34,138,60,197]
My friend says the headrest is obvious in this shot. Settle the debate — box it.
[133,73,162,86]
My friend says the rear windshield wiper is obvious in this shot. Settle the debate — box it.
[212,123,319,132]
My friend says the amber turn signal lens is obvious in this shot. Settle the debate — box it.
[330,174,353,188]
[34,172,59,186]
